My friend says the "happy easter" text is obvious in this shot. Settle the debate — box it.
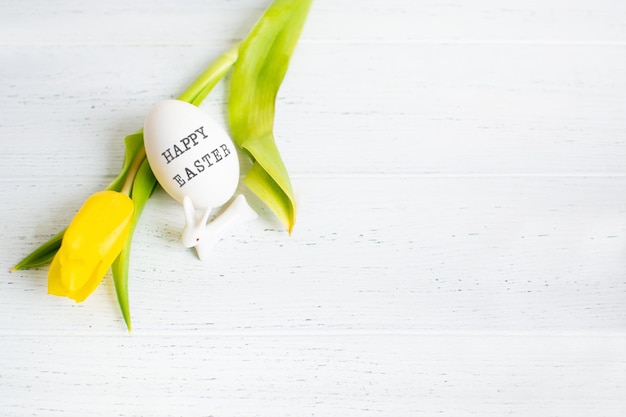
[159,125,233,187]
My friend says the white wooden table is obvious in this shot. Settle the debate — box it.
[2,1,626,415]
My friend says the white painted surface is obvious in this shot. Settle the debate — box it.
[1,0,626,416]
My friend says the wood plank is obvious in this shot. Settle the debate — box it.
[4,176,626,333]
[2,43,626,179]
[2,0,626,45]
[0,334,624,416]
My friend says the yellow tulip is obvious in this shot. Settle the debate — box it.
[48,191,134,302]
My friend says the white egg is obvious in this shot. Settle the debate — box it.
[143,99,240,209]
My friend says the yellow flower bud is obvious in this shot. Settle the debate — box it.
[48,191,134,302]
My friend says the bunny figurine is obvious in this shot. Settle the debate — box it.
[143,99,258,259]
[182,194,257,260]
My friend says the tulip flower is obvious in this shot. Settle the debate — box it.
[48,191,134,302]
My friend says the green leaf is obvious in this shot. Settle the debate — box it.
[111,154,158,331]
[244,157,295,231]
[11,228,65,271]
[242,133,296,231]
[228,0,312,232]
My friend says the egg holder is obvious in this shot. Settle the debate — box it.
[143,99,257,260]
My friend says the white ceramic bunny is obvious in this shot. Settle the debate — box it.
[182,194,257,260]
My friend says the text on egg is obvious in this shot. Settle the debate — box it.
[158,125,234,188]
[160,126,209,164]
[172,143,232,187]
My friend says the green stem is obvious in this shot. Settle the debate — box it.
[178,45,240,105]
[120,146,146,196]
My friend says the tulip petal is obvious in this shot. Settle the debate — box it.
[48,191,133,303]
[47,252,65,297]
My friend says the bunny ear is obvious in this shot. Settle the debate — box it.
[183,195,196,226]
[199,206,212,227]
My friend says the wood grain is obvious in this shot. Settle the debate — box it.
[1,334,625,417]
